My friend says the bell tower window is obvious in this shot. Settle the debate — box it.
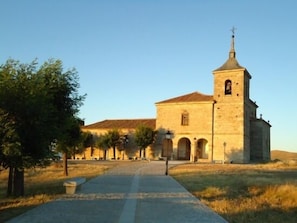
[225,80,232,95]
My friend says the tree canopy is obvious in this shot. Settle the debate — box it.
[96,129,122,160]
[134,125,156,159]
[0,59,85,196]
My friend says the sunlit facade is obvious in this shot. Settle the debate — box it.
[80,35,271,163]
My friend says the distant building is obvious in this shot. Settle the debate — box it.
[80,34,271,163]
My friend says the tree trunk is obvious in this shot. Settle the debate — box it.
[113,146,116,159]
[143,148,146,158]
[90,146,94,157]
[104,150,107,160]
[63,152,68,176]
[7,166,13,196]
[139,149,142,159]
[13,168,24,196]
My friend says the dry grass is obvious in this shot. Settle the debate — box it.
[171,161,297,223]
[1,151,297,222]
[0,161,114,222]
[271,150,297,161]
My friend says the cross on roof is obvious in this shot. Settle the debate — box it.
[230,26,237,36]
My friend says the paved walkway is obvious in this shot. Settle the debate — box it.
[7,161,228,223]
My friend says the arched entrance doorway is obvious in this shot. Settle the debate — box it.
[177,138,191,160]
[197,138,209,159]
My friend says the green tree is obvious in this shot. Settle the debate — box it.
[97,134,110,160]
[76,131,95,159]
[0,59,85,196]
[97,129,121,160]
[107,129,121,160]
[56,117,83,176]
[118,134,129,160]
[134,125,157,159]
[0,109,22,195]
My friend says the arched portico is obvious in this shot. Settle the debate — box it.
[177,138,191,160]
[196,138,209,159]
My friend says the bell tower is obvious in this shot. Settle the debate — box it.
[212,31,255,163]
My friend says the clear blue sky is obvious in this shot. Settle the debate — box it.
[1,0,296,152]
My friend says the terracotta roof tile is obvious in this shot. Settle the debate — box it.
[83,119,156,129]
[155,91,213,104]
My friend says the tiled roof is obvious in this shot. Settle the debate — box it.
[155,91,213,104]
[214,57,245,71]
[83,118,156,129]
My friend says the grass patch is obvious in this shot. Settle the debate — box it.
[171,161,297,223]
[0,161,114,222]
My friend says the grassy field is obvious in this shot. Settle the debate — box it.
[0,161,114,222]
[171,153,297,223]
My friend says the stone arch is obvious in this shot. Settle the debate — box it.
[177,138,191,160]
[225,79,232,95]
[196,138,209,159]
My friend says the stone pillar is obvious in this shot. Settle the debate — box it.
[191,138,197,162]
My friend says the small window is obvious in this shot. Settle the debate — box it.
[225,80,232,95]
[181,112,189,126]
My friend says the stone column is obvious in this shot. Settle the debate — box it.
[191,138,197,162]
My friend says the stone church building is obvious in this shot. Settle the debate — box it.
[81,34,271,163]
